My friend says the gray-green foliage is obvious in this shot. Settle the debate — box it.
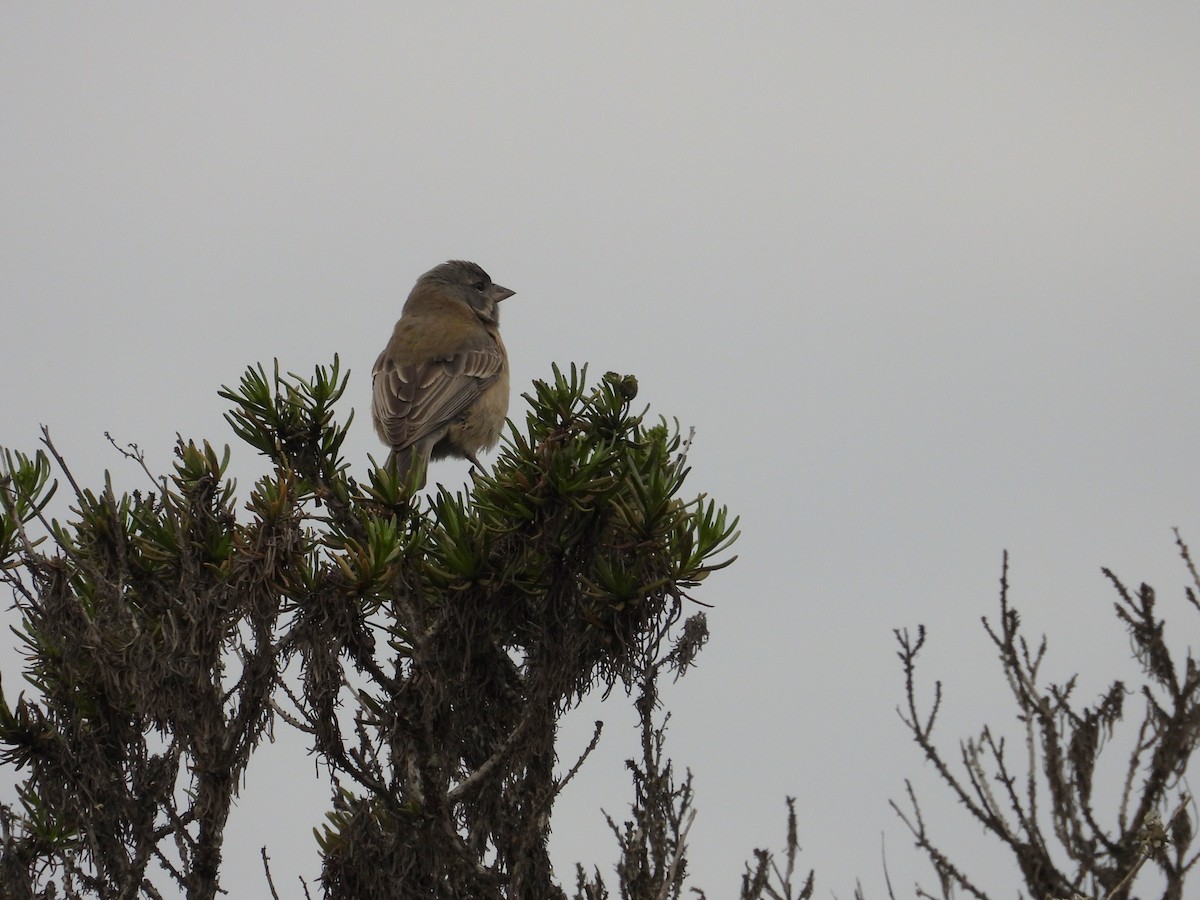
[0,360,737,900]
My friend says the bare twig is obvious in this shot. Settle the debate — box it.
[261,847,281,900]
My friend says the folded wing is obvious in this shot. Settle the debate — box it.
[372,344,505,452]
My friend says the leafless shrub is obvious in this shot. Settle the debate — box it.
[892,537,1200,899]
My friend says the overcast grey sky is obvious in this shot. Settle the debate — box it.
[4,4,1200,896]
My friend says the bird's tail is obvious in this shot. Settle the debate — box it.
[388,443,431,492]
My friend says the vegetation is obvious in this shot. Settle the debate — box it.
[892,541,1200,900]
[2,359,1197,899]
[0,360,736,899]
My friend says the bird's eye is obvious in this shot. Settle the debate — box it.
[472,281,487,292]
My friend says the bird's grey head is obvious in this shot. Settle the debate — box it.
[421,260,515,324]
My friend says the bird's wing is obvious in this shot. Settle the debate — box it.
[372,344,505,452]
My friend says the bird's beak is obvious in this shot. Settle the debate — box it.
[489,284,515,303]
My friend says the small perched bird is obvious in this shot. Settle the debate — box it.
[372,260,514,489]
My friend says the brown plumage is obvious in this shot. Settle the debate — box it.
[371,260,514,489]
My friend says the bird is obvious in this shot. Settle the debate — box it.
[371,260,515,490]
